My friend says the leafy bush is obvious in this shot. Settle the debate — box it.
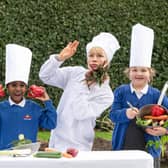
[0,0,168,130]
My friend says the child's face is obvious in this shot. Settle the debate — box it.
[87,47,108,70]
[7,81,27,104]
[129,67,150,88]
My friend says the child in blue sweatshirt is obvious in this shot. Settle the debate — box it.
[0,44,57,149]
[109,24,168,168]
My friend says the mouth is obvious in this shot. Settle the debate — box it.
[12,93,23,98]
[135,77,144,80]
[90,64,98,70]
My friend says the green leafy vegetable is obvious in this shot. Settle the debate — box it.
[85,66,109,87]
[12,134,32,147]
[136,118,152,127]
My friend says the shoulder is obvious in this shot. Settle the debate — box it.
[67,66,87,79]
[61,65,86,74]
[25,99,41,108]
[114,84,130,92]
[70,66,86,74]
[0,100,9,107]
[148,85,160,95]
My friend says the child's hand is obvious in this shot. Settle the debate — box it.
[126,108,139,119]
[57,40,79,61]
[34,87,50,102]
[145,127,167,136]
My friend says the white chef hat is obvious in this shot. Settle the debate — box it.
[129,23,154,68]
[5,44,32,85]
[86,32,120,63]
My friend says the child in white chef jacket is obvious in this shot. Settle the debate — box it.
[39,32,120,151]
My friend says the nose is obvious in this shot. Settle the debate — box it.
[91,55,98,61]
[15,85,22,91]
[137,70,142,75]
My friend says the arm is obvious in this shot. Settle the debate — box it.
[39,41,79,89]
[39,100,57,130]
[109,87,131,123]
[34,88,57,130]
[71,84,114,120]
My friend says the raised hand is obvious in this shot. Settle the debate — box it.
[34,87,50,102]
[57,40,79,61]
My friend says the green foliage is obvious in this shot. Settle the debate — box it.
[95,130,112,141]
[96,109,113,132]
[146,135,168,158]
[38,130,111,142]
[1,0,168,130]
[38,130,51,142]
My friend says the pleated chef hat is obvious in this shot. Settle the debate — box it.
[5,44,32,85]
[129,23,154,67]
[86,32,120,63]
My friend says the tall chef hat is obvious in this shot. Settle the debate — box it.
[5,44,32,85]
[86,32,120,63]
[129,23,154,68]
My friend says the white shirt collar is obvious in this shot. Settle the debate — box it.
[8,97,26,107]
[130,83,149,94]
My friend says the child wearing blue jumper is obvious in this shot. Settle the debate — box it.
[109,23,168,168]
[0,44,57,149]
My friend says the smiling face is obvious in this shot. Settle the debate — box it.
[87,47,108,71]
[7,81,27,104]
[129,66,151,89]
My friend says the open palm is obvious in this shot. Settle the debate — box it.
[59,40,79,61]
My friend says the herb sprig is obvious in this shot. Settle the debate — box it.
[85,66,109,87]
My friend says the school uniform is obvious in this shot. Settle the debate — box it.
[0,44,57,150]
[110,83,168,158]
[0,98,56,149]
[110,23,167,168]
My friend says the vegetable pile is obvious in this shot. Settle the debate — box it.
[136,105,168,127]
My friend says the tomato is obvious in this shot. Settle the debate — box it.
[151,105,165,116]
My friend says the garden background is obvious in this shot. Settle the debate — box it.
[0,0,168,164]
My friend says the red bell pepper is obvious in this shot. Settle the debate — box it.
[0,84,5,98]
[27,85,44,98]
[151,105,165,116]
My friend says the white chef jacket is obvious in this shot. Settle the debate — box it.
[39,54,114,151]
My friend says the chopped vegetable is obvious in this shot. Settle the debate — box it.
[62,152,73,158]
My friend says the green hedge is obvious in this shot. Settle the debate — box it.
[0,0,168,105]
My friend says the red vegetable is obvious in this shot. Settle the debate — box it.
[27,85,44,98]
[66,148,79,157]
[0,84,5,98]
[151,105,165,116]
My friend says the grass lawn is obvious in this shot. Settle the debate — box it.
[38,130,112,142]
